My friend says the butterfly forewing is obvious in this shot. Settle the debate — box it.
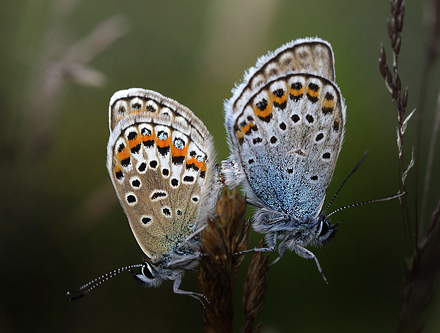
[228,38,335,122]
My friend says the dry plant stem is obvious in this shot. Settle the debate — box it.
[379,0,412,246]
[398,198,440,332]
[198,189,250,333]
[390,0,440,330]
[242,239,269,333]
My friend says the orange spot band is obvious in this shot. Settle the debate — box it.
[254,104,273,118]
[156,136,172,148]
[307,88,320,98]
[291,86,305,96]
[117,147,130,162]
[171,144,187,157]
[128,135,141,150]
[322,99,334,109]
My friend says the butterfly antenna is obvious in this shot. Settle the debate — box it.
[66,264,143,301]
[323,151,369,215]
[327,192,406,218]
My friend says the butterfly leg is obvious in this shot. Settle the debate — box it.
[233,232,277,256]
[294,245,328,285]
[172,274,209,304]
[268,237,289,267]
[168,253,200,268]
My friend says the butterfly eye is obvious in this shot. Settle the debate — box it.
[141,262,156,280]
[318,220,329,237]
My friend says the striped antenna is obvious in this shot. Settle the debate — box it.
[66,264,143,301]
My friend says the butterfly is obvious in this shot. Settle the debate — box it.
[68,88,220,301]
[222,37,346,281]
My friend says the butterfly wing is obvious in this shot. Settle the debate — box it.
[107,89,218,261]
[223,38,345,222]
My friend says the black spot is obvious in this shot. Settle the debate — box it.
[258,114,273,123]
[190,151,197,157]
[146,104,156,112]
[192,196,199,202]
[307,95,319,103]
[131,179,141,187]
[149,160,158,168]
[143,140,155,148]
[333,121,340,132]
[132,102,141,110]
[306,114,314,123]
[270,136,277,144]
[323,152,331,159]
[128,132,137,140]
[131,144,141,154]
[121,157,131,167]
[273,89,284,97]
[279,122,287,130]
[256,99,268,111]
[176,210,183,216]
[162,168,169,176]
[315,133,324,141]
[138,162,147,172]
[117,143,125,153]
[127,194,136,204]
[287,168,293,174]
[311,175,318,181]
[291,82,303,90]
[291,114,300,123]
[172,156,185,165]
[253,137,263,145]
[186,163,199,171]
[162,207,171,216]
[273,100,287,109]
[117,105,126,114]
[308,82,319,91]
[325,92,334,101]
[322,107,334,115]
[141,217,151,224]
[171,178,179,187]
[158,146,170,156]
[183,175,195,182]
[151,191,167,200]
[268,67,278,76]
[200,171,206,179]
[248,159,255,164]
[240,121,247,127]
[115,170,123,180]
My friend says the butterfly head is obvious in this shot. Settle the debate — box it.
[131,261,168,288]
[312,215,338,247]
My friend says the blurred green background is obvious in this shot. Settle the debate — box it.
[2,0,440,332]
